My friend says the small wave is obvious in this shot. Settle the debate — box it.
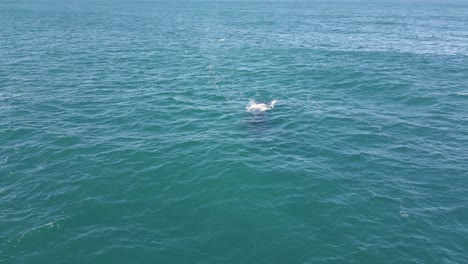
[0,92,22,100]
[456,92,468,96]
[246,100,277,114]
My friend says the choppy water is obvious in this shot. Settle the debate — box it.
[1,1,468,263]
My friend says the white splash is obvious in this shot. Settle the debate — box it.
[456,92,468,96]
[246,99,277,113]
[400,210,409,218]
[218,38,225,42]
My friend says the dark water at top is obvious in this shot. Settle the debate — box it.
[1,1,467,263]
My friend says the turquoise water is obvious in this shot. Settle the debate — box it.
[1,1,468,263]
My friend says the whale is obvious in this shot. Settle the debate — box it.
[246,99,277,113]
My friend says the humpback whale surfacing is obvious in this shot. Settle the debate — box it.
[246,100,277,114]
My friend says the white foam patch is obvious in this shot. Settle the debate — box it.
[400,210,409,218]
[246,99,277,113]
[456,92,468,96]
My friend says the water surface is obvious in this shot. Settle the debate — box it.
[1,1,468,263]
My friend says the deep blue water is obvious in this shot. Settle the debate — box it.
[1,1,468,263]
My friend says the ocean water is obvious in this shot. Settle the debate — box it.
[1,0,468,263]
